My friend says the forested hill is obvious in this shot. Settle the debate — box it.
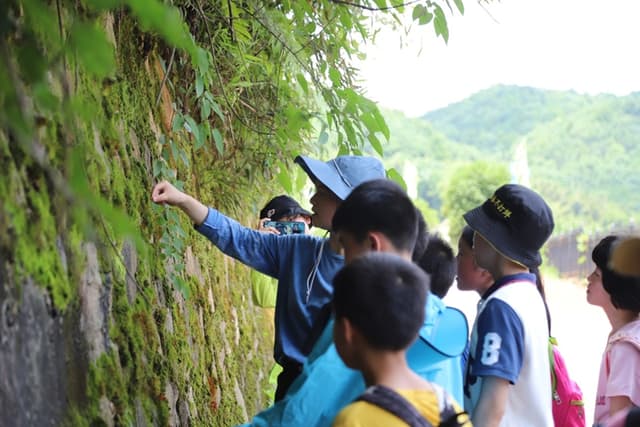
[382,85,640,233]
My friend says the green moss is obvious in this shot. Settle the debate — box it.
[4,10,277,426]
[10,179,72,308]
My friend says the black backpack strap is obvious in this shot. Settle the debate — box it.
[357,385,433,427]
[438,401,466,427]
[434,387,470,427]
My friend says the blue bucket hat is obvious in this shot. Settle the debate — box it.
[294,155,385,200]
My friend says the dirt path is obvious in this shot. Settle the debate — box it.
[444,277,609,426]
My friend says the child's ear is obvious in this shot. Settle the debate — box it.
[340,317,356,345]
[368,232,383,252]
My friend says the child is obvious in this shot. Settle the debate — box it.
[151,154,385,400]
[455,225,493,296]
[252,195,312,308]
[462,184,554,427]
[257,194,312,235]
[416,233,457,299]
[587,236,640,426]
[240,179,468,427]
[332,252,471,427]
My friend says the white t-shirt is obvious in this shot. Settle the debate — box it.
[464,273,553,427]
[594,318,640,425]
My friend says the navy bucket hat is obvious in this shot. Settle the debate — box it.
[463,184,554,268]
[294,155,385,200]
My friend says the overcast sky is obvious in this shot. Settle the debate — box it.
[358,0,640,117]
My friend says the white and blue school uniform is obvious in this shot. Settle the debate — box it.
[464,273,553,427]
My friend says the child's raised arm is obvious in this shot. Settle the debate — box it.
[152,180,208,226]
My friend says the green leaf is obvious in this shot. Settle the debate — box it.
[434,5,449,43]
[296,73,309,94]
[172,114,185,132]
[372,109,390,140]
[128,0,197,57]
[184,115,200,143]
[386,168,407,191]
[212,128,224,154]
[276,167,293,193]
[16,35,47,84]
[453,0,465,14]
[153,159,163,177]
[412,4,433,25]
[367,133,384,156]
[173,275,190,299]
[201,100,211,121]
[412,4,426,21]
[328,67,341,87]
[68,21,115,78]
[33,83,59,112]
[205,93,224,120]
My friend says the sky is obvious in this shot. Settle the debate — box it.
[358,0,640,117]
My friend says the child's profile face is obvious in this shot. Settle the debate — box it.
[586,267,610,308]
[457,238,480,290]
[309,182,340,230]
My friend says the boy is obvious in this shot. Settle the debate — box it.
[416,233,457,298]
[151,154,385,399]
[241,179,468,426]
[332,253,470,426]
[462,184,554,427]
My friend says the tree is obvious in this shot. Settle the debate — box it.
[441,160,510,241]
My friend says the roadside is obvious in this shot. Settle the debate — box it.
[444,277,608,427]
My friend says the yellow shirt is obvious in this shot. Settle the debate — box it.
[332,386,471,427]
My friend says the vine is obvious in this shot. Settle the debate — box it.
[1,0,463,297]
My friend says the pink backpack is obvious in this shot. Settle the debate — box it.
[549,337,585,427]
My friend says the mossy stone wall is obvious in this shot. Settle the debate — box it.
[0,11,277,427]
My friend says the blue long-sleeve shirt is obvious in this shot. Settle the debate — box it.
[195,208,343,365]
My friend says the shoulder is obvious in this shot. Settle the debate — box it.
[332,401,388,427]
[478,298,523,327]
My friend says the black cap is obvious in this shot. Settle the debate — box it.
[463,184,554,268]
[259,195,312,221]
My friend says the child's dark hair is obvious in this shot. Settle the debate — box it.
[593,235,640,313]
[411,209,429,262]
[332,252,429,351]
[416,234,456,298]
[332,179,418,253]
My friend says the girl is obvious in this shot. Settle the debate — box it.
[588,236,640,426]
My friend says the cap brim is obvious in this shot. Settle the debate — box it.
[416,295,468,358]
[610,237,640,277]
[463,205,541,268]
[295,155,350,200]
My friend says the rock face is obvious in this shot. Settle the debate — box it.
[0,10,276,427]
[0,273,84,426]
